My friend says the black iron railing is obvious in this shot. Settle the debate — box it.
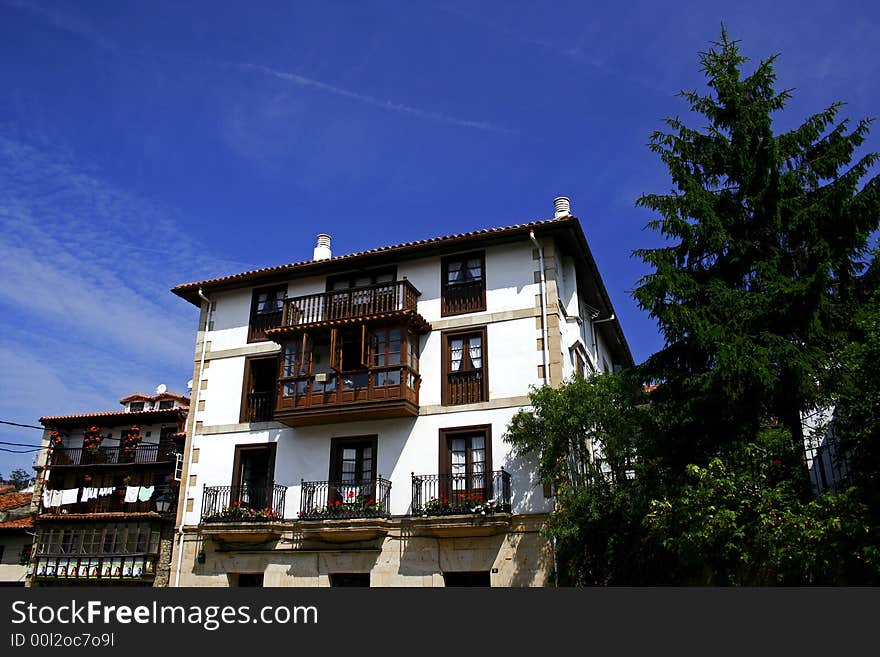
[49,444,170,467]
[200,484,287,523]
[411,470,511,516]
[281,280,420,327]
[298,478,391,520]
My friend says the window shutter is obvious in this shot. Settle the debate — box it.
[330,329,341,371]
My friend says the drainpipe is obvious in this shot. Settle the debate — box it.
[529,230,550,387]
[174,288,211,587]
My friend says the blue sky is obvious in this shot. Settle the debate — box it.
[1,0,878,475]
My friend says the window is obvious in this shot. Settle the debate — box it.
[248,285,287,343]
[571,348,586,378]
[371,327,402,387]
[240,356,278,422]
[442,327,488,405]
[441,252,485,316]
[443,571,491,587]
[129,402,144,412]
[329,436,377,504]
[231,444,276,509]
[330,572,370,587]
[233,573,264,587]
[157,400,174,410]
[439,426,492,504]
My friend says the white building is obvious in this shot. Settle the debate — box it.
[169,198,632,587]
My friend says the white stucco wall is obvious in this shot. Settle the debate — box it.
[185,406,552,526]
[0,534,29,584]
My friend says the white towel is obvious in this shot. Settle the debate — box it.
[124,486,140,503]
[138,485,155,502]
[60,488,79,505]
[50,490,63,507]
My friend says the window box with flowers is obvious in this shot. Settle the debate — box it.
[413,492,507,517]
[299,491,386,521]
[82,427,104,463]
[203,501,282,523]
[121,426,142,462]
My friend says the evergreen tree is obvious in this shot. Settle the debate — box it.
[634,29,880,473]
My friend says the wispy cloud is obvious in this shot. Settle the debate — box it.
[1,0,116,50]
[0,128,244,473]
[239,63,517,134]
[429,3,668,95]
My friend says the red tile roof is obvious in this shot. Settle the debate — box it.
[0,493,31,512]
[39,407,188,426]
[0,517,32,530]
[172,216,577,305]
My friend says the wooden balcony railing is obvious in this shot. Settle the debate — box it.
[245,391,274,422]
[446,370,485,405]
[39,484,177,516]
[200,484,287,523]
[411,470,511,516]
[298,478,391,520]
[281,280,421,327]
[48,444,172,467]
[248,309,284,342]
[443,279,485,315]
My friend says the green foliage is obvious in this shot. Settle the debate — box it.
[505,31,880,585]
[1,468,33,490]
[634,29,880,468]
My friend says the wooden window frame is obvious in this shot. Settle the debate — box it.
[441,326,489,406]
[248,284,287,343]
[438,425,493,497]
[325,267,397,292]
[329,435,378,483]
[239,354,280,423]
[230,443,277,491]
[441,251,486,317]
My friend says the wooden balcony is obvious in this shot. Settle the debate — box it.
[48,444,176,468]
[267,280,430,334]
[274,366,420,426]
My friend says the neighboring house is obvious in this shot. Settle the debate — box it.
[28,389,188,586]
[169,198,633,587]
[0,486,33,586]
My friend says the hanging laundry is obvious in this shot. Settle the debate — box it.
[50,489,63,508]
[98,487,114,497]
[137,485,155,502]
[124,486,140,503]
[42,488,54,508]
[60,488,79,505]
[81,487,99,502]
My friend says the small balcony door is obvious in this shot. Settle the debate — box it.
[440,426,492,505]
[241,356,278,423]
[329,436,377,506]
[232,444,276,510]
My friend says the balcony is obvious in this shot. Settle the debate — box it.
[200,484,288,543]
[298,478,392,542]
[408,470,512,537]
[244,391,274,423]
[39,484,177,518]
[201,484,287,523]
[275,367,420,426]
[269,280,430,333]
[48,444,175,467]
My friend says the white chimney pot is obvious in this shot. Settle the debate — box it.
[553,197,571,218]
[313,234,332,261]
